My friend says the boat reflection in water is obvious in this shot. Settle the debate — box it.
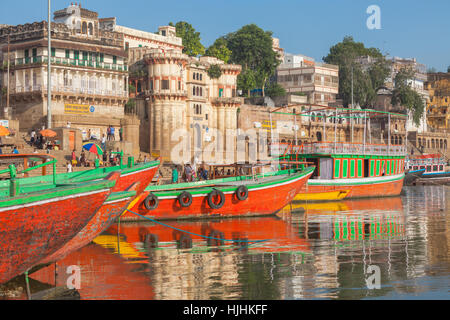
[8,186,448,300]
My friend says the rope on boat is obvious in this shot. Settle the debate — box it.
[124,208,271,244]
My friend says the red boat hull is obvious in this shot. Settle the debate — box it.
[112,164,159,195]
[0,188,111,284]
[122,171,313,221]
[39,196,134,265]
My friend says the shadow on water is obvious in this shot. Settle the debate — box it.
[3,185,449,300]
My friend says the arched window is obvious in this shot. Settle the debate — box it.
[193,86,196,96]
[88,23,93,36]
[82,22,87,34]
[200,87,203,96]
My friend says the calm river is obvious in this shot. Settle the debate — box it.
[5,185,450,300]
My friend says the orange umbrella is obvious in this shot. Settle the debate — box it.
[0,126,10,137]
[40,129,57,138]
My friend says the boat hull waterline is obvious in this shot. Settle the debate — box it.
[0,176,118,284]
[122,168,315,221]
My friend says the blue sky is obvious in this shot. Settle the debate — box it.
[2,0,449,71]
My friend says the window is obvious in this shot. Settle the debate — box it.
[65,49,70,59]
[74,51,80,60]
[82,51,88,61]
[178,81,181,90]
[32,48,37,57]
[357,159,363,177]
[161,80,169,90]
[51,48,56,57]
[219,88,223,97]
[113,56,117,65]
[205,114,208,120]
[350,159,355,177]
[334,159,341,178]
[99,53,104,62]
[342,159,348,178]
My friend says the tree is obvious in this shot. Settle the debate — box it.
[226,24,280,96]
[237,69,257,97]
[323,36,390,107]
[207,64,222,79]
[391,67,425,126]
[205,37,231,63]
[169,21,205,57]
[447,66,450,73]
[265,82,286,98]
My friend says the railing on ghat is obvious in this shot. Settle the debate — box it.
[271,142,407,157]
[0,156,57,197]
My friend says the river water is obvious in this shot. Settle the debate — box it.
[5,185,450,300]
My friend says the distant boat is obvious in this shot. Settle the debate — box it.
[403,168,425,186]
[0,172,119,284]
[121,167,315,221]
[406,154,450,184]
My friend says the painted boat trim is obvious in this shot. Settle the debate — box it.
[0,188,110,213]
[152,168,315,199]
[307,173,405,187]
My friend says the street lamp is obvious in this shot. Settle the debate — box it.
[47,0,52,129]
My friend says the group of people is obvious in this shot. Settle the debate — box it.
[106,126,123,142]
[29,130,48,150]
[67,148,123,172]
[171,164,209,184]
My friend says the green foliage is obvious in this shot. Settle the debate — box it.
[226,24,280,96]
[128,83,136,94]
[427,67,438,73]
[1,87,6,96]
[391,67,425,126]
[323,36,390,107]
[125,98,136,113]
[265,82,286,98]
[205,37,231,63]
[170,21,205,57]
[207,64,222,79]
[237,69,257,97]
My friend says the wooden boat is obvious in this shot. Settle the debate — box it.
[38,182,140,265]
[406,154,450,182]
[293,190,349,202]
[0,172,119,284]
[404,168,425,186]
[276,141,406,200]
[0,154,160,196]
[121,167,315,221]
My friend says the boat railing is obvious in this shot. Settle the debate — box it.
[0,155,57,197]
[272,142,406,157]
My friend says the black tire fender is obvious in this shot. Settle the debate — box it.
[178,191,193,207]
[207,189,225,209]
[235,185,249,201]
[144,193,159,211]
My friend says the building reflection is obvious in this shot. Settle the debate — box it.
[7,186,447,300]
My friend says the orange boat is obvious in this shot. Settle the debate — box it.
[276,141,406,200]
[121,167,315,221]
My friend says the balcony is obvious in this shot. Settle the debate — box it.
[13,56,128,72]
[273,142,407,157]
[12,85,128,98]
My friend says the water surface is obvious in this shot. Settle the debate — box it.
[6,185,450,300]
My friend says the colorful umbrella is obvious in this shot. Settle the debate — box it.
[40,129,57,138]
[0,125,10,137]
[83,143,103,156]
